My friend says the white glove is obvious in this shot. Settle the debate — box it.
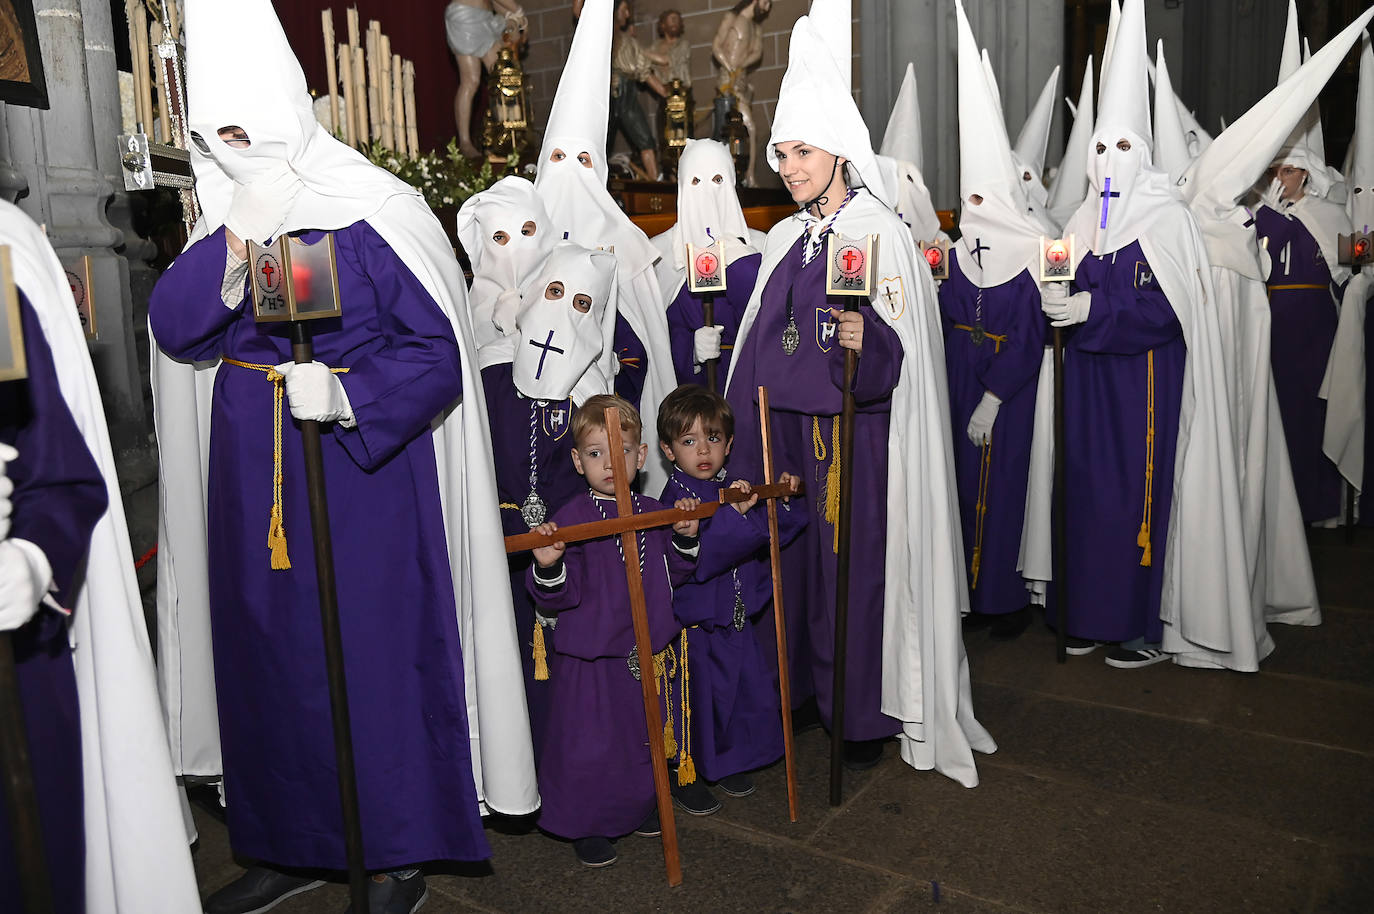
[274,361,356,426]
[492,289,523,336]
[0,442,17,542]
[1042,290,1092,328]
[693,324,724,364]
[1259,176,1285,211]
[0,539,51,632]
[966,391,1001,446]
[225,167,304,245]
[1041,282,1069,308]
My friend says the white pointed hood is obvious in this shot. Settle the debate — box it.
[184,0,415,236]
[1064,0,1176,256]
[766,0,892,207]
[1047,56,1094,228]
[1272,1,1337,197]
[1349,33,1374,233]
[534,0,659,274]
[877,62,942,242]
[1180,5,1374,280]
[455,175,555,351]
[1012,66,1061,206]
[1146,56,1213,157]
[1099,0,1122,107]
[1152,44,1193,187]
[955,0,1042,287]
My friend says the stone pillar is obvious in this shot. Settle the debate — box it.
[0,0,153,473]
[860,0,1066,211]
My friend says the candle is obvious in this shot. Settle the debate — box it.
[379,33,393,151]
[392,52,405,158]
[403,60,418,158]
[323,10,340,137]
[339,45,355,147]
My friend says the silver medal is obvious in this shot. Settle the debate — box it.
[781,317,801,355]
[733,593,747,632]
[520,490,547,528]
[627,647,641,681]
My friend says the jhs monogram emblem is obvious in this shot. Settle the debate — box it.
[1134,262,1154,289]
[816,308,838,352]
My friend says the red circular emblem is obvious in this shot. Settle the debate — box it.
[255,253,284,293]
[924,247,944,268]
[1046,241,1070,265]
[835,244,866,279]
[1356,238,1371,259]
[694,251,719,276]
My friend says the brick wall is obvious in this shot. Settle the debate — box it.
[518,1,861,188]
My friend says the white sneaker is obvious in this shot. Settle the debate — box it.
[1104,647,1170,669]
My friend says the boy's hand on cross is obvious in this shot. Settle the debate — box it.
[531,522,566,567]
[729,479,759,515]
[673,498,702,537]
[778,471,800,503]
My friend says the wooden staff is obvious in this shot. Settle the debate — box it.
[378,34,393,152]
[758,386,799,821]
[323,11,341,139]
[391,52,405,158]
[702,298,718,393]
[288,321,371,913]
[829,297,859,807]
[602,407,682,886]
[1053,330,1068,663]
[403,61,419,158]
[0,634,54,914]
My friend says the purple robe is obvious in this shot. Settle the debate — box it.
[666,253,762,385]
[939,252,1047,616]
[658,468,806,780]
[0,296,108,914]
[725,234,905,741]
[527,491,692,840]
[1063,241,1186,644]
[149,222,488,869]
[1254,205,1344,523]
[611,314,649,408]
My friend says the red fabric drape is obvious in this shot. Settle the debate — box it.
[275,0,460,154]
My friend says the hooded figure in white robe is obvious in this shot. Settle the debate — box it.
[148,0,537,876]
[723,0,994,787]
[0,199,201,914]
[876,62,945,246]
[533,0,676,493]
[1047,57,1095,230]
[1012,66,1061,221]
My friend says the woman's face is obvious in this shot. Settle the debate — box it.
[1270,164,1308,201]
[774,141,845,205]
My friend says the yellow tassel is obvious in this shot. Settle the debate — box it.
[677,752,696,785]
[268,504,291,570]
[970,547,982,589]
[663,718,678,759]
[825,418,841,554]
[1137,521,1150,549]
[1140,539,1152,568]
[533,623,549,681]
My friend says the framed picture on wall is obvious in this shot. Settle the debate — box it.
[0,0,49,110]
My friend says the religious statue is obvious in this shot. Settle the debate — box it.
[483,45,531,163]
[711,0,771,187]
[445,0,526,159]
[609,0,670,181]
[653,9,694,177]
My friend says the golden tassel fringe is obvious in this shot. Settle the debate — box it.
[268,504,291,570]
[533,623,549,681]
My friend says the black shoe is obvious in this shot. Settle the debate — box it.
[203,866,325,914]
[344,872,428,914]
[990,607,1031,641]
[716,772,756,798]
[633,809,661,837]
[573,836,618,867]
[1104,647,1170,669]
[842,738,886,771]
[961,612,995,631]
[671,777,722,816]
[1063,636,1101,656]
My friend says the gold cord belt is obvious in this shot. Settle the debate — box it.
[1137,350,1155,568]
[953,323,1008,354]
[1267,283,1328,291]
[221,357,350,571]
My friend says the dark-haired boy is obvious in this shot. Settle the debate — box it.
[656,384,804,804]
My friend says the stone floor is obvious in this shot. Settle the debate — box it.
[190,527,1374,913]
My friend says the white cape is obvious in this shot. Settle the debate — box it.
[150,192,540,817]
[1321,272,1370,496]
[0,200,201,912]
[725,191,996,787]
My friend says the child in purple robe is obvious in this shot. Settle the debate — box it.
[656,385,804,809]
[527,394,701,868]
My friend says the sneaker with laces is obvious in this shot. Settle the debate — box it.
[203,866,325,914]
[1104,647,1170,669]
[573,836,618,867]
[344,872,429,914]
